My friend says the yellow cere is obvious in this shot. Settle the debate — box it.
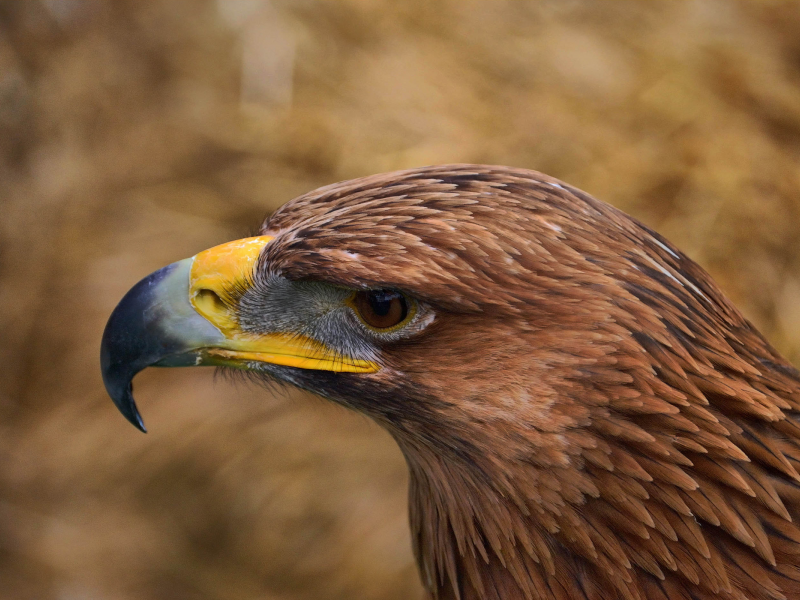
[189,235,379,374]
[189,236,273,334]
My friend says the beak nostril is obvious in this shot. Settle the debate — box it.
[195,288,226,313]
[191,286,239,333]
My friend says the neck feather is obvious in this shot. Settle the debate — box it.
[399,437,643,600]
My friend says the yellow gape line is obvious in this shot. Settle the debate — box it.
[188,236,379,374]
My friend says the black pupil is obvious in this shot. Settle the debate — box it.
[369,290,405,319]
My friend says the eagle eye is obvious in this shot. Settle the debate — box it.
[352,289,411,331]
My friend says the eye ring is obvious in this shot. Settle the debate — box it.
[350,289,415,332]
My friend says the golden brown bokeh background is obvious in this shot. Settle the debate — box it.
[1,1,800,598]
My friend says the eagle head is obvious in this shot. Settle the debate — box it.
[101,165,800,600]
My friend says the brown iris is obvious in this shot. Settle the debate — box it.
[353,290,409,330]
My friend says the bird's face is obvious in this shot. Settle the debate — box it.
[103,165,670,481]
[100,232,436,430]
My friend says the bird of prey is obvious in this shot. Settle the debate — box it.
[101,165,800,600]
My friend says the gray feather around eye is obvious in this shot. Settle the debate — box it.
[236,275,432,364]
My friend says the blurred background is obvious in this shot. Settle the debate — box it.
[1,1,800,598]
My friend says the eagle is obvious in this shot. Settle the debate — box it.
[101,164,800,600]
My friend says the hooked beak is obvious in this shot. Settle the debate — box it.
[100,236,378,432]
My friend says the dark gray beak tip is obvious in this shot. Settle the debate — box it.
[100,265,179,434]
[126,402,148,433]
[112,384,148,433]
[101,327,148,433]
[122,395,148,433]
